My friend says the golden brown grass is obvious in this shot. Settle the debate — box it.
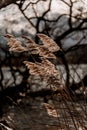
[5,33,87,130]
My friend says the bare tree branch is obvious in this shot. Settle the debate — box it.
[0,0,18,9]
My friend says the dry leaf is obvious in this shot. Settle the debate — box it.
[23,36,39,54]
[9,45,27,52]
[38,47,56,59]
[22,36,36,46]
[5,34,27,52]
[37,33,60,52]
[24,59,61,90]
[41,58,59,77]
[43,103,59,118]
[24,59,59,78]
[24,61,44,76]
[23,36,56,58]
[23,35,58,59]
